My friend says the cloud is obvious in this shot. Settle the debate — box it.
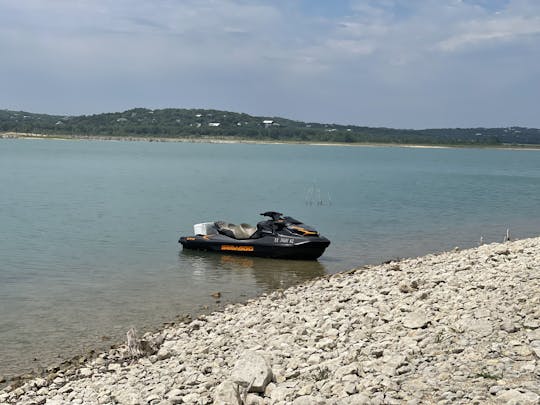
[437,16,540,51]
[0,0,539,128]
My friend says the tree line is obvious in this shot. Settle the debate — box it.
[2,108,539,146]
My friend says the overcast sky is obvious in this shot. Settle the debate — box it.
[1,0,539,128]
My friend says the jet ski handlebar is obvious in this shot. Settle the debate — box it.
[260,211,283,221]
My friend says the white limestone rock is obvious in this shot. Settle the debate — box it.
[466,318,493,337]
[244,393,265,405]
[231,351,273,393]
[403,311,429,329]
[79,368,93,378]
[182,392,200,403]
[213,380,242,405]
[292,395,328,405]
[337,393,371,405]
[496,389,539,404]
[113,388,143,405]
[165,388,183,404]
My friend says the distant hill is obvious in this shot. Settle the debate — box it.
[1,108,540,146]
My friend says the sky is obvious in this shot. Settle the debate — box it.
[1,0,539,129]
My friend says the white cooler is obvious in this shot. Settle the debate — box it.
[193,222,218,235]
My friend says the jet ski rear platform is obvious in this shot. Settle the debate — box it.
[179,211,330,260]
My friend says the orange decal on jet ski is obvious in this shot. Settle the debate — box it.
[290,225,318,236]
[221,245,254,252]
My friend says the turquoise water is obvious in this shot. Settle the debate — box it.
[1,139,539,377]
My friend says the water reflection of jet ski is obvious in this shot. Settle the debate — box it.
[179,211,330,260]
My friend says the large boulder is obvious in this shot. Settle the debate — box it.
[231,351,273,393]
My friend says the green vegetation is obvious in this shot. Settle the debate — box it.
[2,108,540,146]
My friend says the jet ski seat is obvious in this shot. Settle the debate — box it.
[214,221,257,240]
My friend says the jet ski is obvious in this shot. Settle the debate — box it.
[179,211,330,260]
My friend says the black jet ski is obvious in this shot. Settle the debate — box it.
[179,211,330,260]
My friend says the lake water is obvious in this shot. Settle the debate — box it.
[1,138,539,377]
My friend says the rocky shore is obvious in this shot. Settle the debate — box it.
[3,132,540,151]
[1,237,539,404]
[0,132,247,144]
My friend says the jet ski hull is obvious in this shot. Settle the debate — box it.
[179,234,330,260]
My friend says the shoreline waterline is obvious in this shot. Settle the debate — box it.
[2,131,540,151]
[2,236,539,403]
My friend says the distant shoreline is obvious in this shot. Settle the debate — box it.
[2,131,540,151]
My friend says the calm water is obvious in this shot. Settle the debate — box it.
[1,139,539,377]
